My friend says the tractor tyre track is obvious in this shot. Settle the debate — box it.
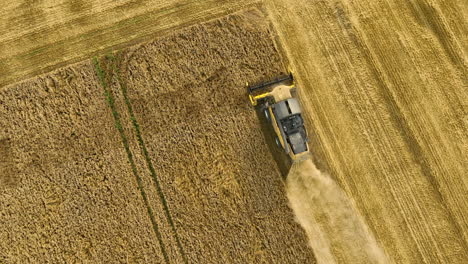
[93,57,170,263]
[111,54,188,264]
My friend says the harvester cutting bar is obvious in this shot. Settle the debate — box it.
[247,73,293,94]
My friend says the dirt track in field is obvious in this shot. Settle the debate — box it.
[0,10,315,263]
[288,157,389,264]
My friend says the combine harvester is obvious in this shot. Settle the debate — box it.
[247,73,310,162]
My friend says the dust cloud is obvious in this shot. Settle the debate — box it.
[287,157,390,264]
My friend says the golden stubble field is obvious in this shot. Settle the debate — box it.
[266,0,467,263]
[1,0,467,263]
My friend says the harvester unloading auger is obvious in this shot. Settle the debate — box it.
[247,73,310,161]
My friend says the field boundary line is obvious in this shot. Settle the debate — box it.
[93,56,170,263]
[111,54,189,264]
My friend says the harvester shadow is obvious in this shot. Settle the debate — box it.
[254,105,292,180]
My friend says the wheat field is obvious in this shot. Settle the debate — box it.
[0,0,466,263]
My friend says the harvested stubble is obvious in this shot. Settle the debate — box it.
[266,0,467,263]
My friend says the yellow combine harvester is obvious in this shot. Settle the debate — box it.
[247,73,310,161]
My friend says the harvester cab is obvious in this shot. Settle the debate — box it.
[247,73,310,161]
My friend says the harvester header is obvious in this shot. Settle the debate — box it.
[247,72,294,94]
